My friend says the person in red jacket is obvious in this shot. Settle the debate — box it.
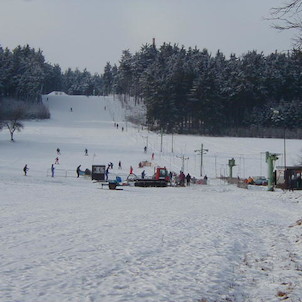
[179,171,185,186]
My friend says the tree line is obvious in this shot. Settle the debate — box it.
[1,42,302,139]
[103,43,302,137]
[0,44,104,102]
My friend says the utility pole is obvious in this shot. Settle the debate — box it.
[194,143,208,177]
[160,128,163,152]
[271,109,286,170]
[176,154,189,172]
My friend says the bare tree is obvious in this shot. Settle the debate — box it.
[270,0,302,46]
[4,105,25,141]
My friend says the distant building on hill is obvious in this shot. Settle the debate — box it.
[47,91,68,96]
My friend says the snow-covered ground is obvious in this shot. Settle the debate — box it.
[1,95,302,302]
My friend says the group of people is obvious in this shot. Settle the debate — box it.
[114,122,124,132]
[24,147,91,178]
[105,162,116,180]
[177,171,192,186]
[142,146,154,160]
[23,146,201,185]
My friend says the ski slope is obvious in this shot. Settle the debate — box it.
[1,94,302,302]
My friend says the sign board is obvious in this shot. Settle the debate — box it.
[92,165,106,181]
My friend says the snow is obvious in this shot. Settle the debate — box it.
[1,95,302,302]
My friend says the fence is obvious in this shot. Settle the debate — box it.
[46,168,78,178]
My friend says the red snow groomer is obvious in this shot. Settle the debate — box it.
[134,167,170,187]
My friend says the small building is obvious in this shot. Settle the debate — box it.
[91,165,106,181]
[276,166,302,190]
[47,91,68,96]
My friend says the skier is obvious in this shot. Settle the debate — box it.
[141,170,146,179]
[85,148,88,156]
[55,157,59,164]
[186,173,191,186]
[76,165,81,178]
[151,153,154,160]
[105,166,109,181]
[23,164,29,176]
[130,166,133,174]
[144,146,147,153]
[118,161,122,169]
[169,171,173,185]
[51,164,55,177]
[56,148,61,155]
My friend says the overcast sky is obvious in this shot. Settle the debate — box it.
[0,0,294,74]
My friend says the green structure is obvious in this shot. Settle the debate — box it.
[228,158,236,178]
[265,152,279,191]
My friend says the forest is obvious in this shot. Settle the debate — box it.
[103,43,302,138]
[1,43,302,138]
[0,44,103,102]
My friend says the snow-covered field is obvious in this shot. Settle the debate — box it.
[1,95,302,302]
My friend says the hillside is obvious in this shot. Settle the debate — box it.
[0,95,302,302]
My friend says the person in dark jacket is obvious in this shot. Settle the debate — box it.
[186,173,191,186]
[105,166,109,181]
[51,164,55,177]
[76,165,81,178]
[23,164,29,176]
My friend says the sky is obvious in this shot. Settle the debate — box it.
[0,0,295,74]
